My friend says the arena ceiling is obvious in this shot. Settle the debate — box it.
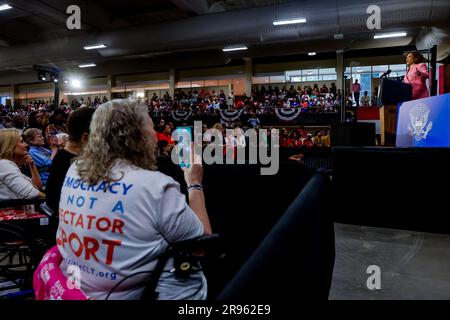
[0,0,449,84]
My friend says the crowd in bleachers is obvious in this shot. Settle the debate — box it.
[0,94,333,300]
[251,83,341,112]
[1,92,331,152]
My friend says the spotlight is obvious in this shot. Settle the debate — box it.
[38,71,47,81]
[50,74,59,83]
[71,79,82,88]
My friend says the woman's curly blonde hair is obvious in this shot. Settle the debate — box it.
[77,99,157,185]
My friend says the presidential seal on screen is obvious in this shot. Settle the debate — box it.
[408,104,433,141]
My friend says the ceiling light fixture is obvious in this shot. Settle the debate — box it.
[273,18,307,26]
[223,45,248,52]
[374,32,407,39]
[308,52,316,56]
[83,44,107,50]
[0,4,12,11]
[78,63,96,68]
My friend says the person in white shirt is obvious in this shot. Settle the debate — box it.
[56,99,211,300]
[0,129,45,201]
[360,90,371,107]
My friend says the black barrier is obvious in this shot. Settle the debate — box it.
[217,169,335,300]
[202,161,315,298]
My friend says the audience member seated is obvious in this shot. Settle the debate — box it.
[22,128,60,189]
[45,107,95,239]
[157,124,175,145]
[12,115,26,135]
[55,99,211,300]
[288,153,305,164]
[360,90,370,107]
[0,129,45,201]
[24,110,44,132]
[44,109,68,146]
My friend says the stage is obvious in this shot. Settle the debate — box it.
[332,146,450,234]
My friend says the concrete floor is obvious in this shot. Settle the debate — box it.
[330,223,450,300]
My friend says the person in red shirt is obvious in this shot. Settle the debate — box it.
[157,124,174,145]
[279,129,292,148]
[303,134,314,148]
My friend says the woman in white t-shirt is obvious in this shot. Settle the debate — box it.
[56,99,211,300]
[0,129,45,201]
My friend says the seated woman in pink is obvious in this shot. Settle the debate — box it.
[403,52,430,100]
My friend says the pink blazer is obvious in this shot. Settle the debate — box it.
[403,63,430,100]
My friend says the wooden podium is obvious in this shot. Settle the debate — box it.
[379,104,398,146]
[377,79,412,146]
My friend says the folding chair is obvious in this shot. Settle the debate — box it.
[0,199,51,300]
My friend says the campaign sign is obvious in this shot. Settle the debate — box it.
[396,94,450,148]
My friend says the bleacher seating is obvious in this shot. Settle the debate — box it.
[0,199,51,299]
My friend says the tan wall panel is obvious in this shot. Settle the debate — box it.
[16,83,53,93]
[254,60,335,74]
[178,66,244,80]
[344,55,404,66]
[116,72,169,85]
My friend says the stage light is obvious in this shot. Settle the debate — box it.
[50,74,59,83]
[308,52,316,56]
[78,63,96,68]
[0,4,12,11]
[71,79,82,88]
[374,32,407,39]
[83,44,107,50]
[273,18,306,26]
[223,45,248,52]
[38,71,47,81]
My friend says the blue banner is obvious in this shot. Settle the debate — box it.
[396,94,450,148]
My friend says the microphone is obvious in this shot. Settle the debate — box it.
[380,69,392,78]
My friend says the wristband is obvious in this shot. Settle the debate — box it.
[188,184,204,192]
